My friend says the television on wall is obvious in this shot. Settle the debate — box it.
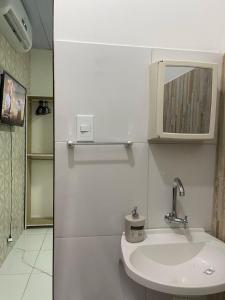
[0,71,26,126]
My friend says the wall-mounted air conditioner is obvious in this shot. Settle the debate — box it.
[0,0,32,53]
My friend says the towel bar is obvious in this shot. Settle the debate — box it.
[67,140,133,147]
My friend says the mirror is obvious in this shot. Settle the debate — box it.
[148,60,218,142]
[163,65,213,134]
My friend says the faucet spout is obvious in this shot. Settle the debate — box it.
[173,177,185,196]
[165,177,187,228]
[172,177,185,217]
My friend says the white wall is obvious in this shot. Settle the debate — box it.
[55,0,225,52]
[30,49,53,97]
[54,1,225,300]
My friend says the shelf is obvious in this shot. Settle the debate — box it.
[27,217,53,226]
[28,96,54,102]
[27,153,54,160]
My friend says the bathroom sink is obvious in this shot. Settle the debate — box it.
[121,228,225,296]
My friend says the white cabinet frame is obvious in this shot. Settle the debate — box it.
[149,60,218,142]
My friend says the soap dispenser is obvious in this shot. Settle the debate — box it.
[125,206,145,243]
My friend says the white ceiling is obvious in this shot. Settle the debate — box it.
[22,0,53,49]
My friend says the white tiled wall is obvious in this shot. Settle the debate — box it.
[54,42,149,299]
[54,39,222,300]
[148,143,216,231]
[55,142,148,237]
[146,290,207,300]
[55,236,146,300]
[54,1,225,299]
[54,0,225,52]
[54,42,150,142]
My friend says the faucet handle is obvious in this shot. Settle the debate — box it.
[164,212,172,223]
[183,216,188,229]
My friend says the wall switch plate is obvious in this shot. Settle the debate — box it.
[76,114,94,141]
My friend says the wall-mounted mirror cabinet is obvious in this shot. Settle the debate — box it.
[149,60,218,142]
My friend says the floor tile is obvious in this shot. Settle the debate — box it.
[33,250,52,275]
[47,228,53,234]
[0,228,53,300]
[41,234,53,250]
[22,273,52,300]
[0,249,38,275]
[0,274,29,300]
[15,234,45,251]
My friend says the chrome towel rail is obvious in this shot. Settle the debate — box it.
[67,140,133,147]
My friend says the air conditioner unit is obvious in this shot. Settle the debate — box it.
[0,0,32,53]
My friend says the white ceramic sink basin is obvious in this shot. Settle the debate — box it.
[121,228,225,296]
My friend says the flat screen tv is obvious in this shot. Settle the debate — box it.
[0,71,26,126]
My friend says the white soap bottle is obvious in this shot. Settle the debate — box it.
[125,206,145,243]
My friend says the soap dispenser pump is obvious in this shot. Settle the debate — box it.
[125,206,145,243]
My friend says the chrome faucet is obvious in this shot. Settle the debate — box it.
[165,177,188,227]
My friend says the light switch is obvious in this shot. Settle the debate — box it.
[80,124,90,133]
[76,115,94,141]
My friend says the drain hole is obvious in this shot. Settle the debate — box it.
[204,268,215,275]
